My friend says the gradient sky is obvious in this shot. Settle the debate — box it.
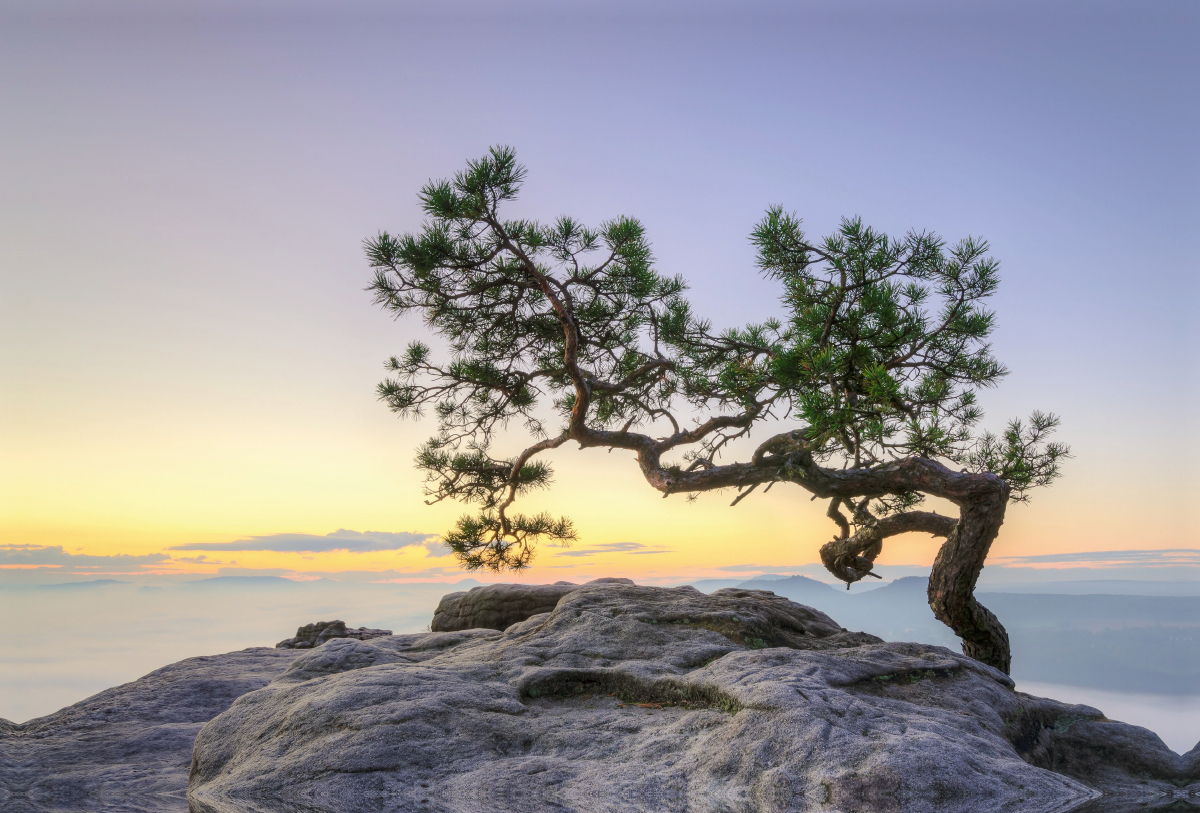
[2,1,1197,584]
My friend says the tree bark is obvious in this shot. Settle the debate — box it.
[819,510,959,586]
[816,495,1013,674]
[927,483,1012,674]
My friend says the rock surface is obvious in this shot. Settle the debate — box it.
[275,619,393,649]
[189,583,1200,813]
[430,577,634,632]
[2,583,1196,812]
[0,648,296,812]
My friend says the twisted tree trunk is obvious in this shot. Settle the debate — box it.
[927,484,1012,674]
[816,476,1013,674]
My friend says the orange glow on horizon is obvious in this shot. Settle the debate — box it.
[3,418,1191,580]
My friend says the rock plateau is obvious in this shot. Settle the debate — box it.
[1,580,1196,813]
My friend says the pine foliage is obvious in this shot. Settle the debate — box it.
[368,148,1068,570]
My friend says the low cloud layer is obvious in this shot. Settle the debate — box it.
[555,541,669,558]
[0,545,169,572]
[169,529,437,553]
[993,549,1200,567]
[211,566,469,583]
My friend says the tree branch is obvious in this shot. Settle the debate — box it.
[820,509,958,587]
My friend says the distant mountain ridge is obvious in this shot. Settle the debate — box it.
[36,579,128,590]
[183,576,309,588]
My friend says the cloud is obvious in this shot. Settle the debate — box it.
[0,545,169,572]
[555,541,669,558]
[170,555,231,565]
[213,567,294,578]
[213,566,474,584]
[992,549,1200,567]
[169,529,437,553]
[714,563,800,572]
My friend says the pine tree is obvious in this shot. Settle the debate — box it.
[366,147,1068,674]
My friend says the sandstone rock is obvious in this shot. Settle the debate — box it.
[3,583,1195,812]
[0,648,295,812]
[430,577,634,632]
[275,619,393,649]
[188,583,1200,813]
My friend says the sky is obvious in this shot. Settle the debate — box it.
[2,0,1198,587]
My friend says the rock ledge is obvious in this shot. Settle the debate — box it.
[191,582,1199,813]
[2,582,1195,813]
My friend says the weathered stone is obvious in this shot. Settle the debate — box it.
[0,648,295,812]
[3,583,1196,813]
[275,619,392,649]
[189,583,1200,813]
[430,577,634,632]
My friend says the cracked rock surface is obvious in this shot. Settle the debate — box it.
[189,584,1200,813]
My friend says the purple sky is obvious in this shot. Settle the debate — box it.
[1,1,1196,577]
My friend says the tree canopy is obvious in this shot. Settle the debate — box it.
[366,147,1067,673]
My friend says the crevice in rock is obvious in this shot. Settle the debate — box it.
[860,666,962,687]
[520,669,743,714]
[1006,703,1108,767]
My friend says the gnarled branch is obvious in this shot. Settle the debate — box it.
[819,509,958,586]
